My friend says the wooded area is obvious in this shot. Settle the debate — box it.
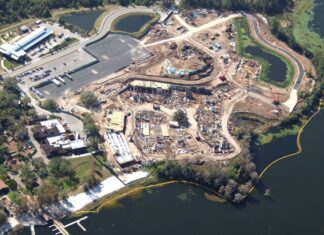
[179,0,294,15]
[0,0,104,24]
[0,0,294,25]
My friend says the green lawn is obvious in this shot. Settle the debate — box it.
[3,59,21,70]
[235,18,295,88]
[67,155,112,183]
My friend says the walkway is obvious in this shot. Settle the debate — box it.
[27,126,49,164]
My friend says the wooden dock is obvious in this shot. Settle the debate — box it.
[48,216,88,234]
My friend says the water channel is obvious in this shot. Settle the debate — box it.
[245,46,288,83]
[312,0,324,38]
[59,10,103,32]
[113,14,153,33]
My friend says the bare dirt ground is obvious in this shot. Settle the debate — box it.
[233,95,286,119]
[142,15,186,45]
[180,10,220,27]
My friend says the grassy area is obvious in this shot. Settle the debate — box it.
[67,155,112,183]
[110,12,160,39]
[257,124,300,145]
[3,59,21,70]
[51,7,100,21]
[0,19,36,34]
[235,18,295,88]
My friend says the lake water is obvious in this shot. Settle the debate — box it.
[16,110,324,235]
[59,11,103,32]
[245,46,288,83]
[114,14,153,33]
[312,0,324,37]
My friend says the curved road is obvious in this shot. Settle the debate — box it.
[248,15,304,90]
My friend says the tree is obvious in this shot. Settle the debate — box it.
[173,109,189,128]
[0,209,7,225]
[80,92,99,108]
[83,114,100,137]
[15,126,28,140]
[49,158,75,178]
[5,179,17,191]
[233,193,245,203]
[3,77,19,94]
[83,171,100,191]
[185,89,194,100]
[32,158,48,179]
[35,182,60,206]
[20,165,38,191]
[41,99,58,112]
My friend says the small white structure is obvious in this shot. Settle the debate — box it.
[40,119,66,134]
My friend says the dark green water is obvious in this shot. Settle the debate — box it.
[312,0,324,37]
[16,110,324,235]
[245,46,288,83]
[59,11,103,32]
[114,14,153,33]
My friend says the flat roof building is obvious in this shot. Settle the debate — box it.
[130,80,171,91]
[0,26,53,61]
[106,132,136,167]
[107,111,125,133]
[40,119,66,134]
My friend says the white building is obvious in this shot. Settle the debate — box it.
[0,26,53,61]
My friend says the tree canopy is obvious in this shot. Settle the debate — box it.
[0,0,295,26]
[179,0,294,15]
[80,91,99,109]
[0,0,104,24]
[173,109,189,128]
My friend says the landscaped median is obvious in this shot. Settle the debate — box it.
[110,12,160,39]
[235,17,295,88]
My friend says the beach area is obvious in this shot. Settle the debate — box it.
[61,171,149,212]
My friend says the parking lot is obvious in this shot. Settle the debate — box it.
[37,34,149,97]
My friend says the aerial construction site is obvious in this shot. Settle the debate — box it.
[8,8,314,175]
[46,9,312,175]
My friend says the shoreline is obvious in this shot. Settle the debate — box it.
[61,171,148,213]
[1,171,148,234]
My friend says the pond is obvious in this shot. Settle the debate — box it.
[59,10,103,32]
[113,14,153,33]
[245,45,288,83]
[311,0,324,37]
[16,110,324,235]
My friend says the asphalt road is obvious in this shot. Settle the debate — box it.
[248,15,304,90]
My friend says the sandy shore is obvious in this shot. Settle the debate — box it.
[61,171,148,212]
